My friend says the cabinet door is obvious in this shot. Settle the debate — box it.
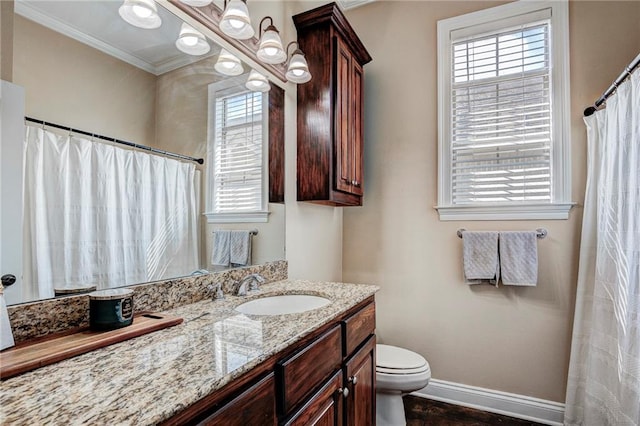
[335,36,353,195]
[283,371,344,426]
[350,60,364,197]
[198,373,276,426]
[344,336,376,426]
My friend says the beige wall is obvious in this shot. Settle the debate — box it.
[0,1,15,81]
[342,0,640,402]
[283,0,344,282]
[12,15,157,145]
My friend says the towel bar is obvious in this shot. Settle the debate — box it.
[214,229,258,235]
[457,228,547,239]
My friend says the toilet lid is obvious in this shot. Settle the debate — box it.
[376,344,428,371]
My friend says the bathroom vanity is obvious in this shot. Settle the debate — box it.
[0,280,378,425]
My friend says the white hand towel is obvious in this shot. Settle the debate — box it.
[499,231,538,286]
[462,231,500,286]
[212,230,231,267]
[1,288,15,350]
[230,230,252,266]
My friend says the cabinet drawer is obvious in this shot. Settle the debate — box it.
[198,373,276,425]
[277,325,342,416]
[343,302,375,356]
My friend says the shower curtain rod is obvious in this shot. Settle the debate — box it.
[584,52,640,117]
[24,117,204,165]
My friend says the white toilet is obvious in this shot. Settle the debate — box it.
[376,344,431,426]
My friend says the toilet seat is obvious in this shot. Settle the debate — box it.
[376,344,430,375]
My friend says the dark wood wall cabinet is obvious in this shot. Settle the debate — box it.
[162,298,376,426]
[294,3,372,206]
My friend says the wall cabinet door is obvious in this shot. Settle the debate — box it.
[283,371,344,426]
[350,60,364,197]
[334,37,364,198]
[344,336,376,426]
[335,36,354,195]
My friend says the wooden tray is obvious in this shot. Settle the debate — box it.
[0,312,183,380]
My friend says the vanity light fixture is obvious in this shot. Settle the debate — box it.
[214,49,244,76]
[245,70,271,92]
[285,41,312,84]
[175,23,210,55]
[118,0,162,29]
[256,17,286,64]
[178,0,212,6]
[219,0,254,40]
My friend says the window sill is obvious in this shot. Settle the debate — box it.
[435,203,575,221]
[205,211,270,223]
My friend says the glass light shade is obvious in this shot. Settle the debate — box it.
[286,51,312,83]
[178,0,212,6]
[118,0,161,29]
[175,23,210,55]
[219,0,254,40]
[245,70,270,92]
[214,49,244,76]
[257,26,286,64]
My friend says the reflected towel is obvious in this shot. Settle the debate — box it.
[230,230,252,266]
[499,231,538,286]
[462,231,500,286]
[212,230,230,266]
[0,289,15,350]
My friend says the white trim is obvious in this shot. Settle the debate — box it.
[206,78,269,220]
[413,379,565,426]
[435,202,575,221]
[205,211,269,223]
[436,0,572,221]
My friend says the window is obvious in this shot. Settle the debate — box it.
[436,1,573,220]
[206,82,269,223]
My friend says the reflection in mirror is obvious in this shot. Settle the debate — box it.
[0,0,285,306]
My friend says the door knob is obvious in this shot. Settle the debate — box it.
[1,274,16,287]
[348,376,358,385]
[337,387,349,398]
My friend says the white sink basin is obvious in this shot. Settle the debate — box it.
[235,294,331,316]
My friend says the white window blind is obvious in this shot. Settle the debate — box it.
[450,22,551,204]
[213,91,263,213]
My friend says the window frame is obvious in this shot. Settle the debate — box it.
[205,77,270,223]
[436,0,573,221]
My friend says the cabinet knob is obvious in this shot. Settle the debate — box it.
[348,376,358,386]
[354,181,361,187]
[337,387,350,398]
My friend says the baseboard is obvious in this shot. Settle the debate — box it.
[412,379,565,426]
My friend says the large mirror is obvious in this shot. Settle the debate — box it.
[0,0,286,306]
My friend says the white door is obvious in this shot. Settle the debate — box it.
[0,80,25,305]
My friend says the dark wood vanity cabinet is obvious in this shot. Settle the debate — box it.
[280,302,376,426]
[294,3,372,206]
[164,298,376,426]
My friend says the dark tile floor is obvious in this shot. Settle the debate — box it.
[403,395,546,426]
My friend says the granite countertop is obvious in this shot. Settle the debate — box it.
[0,280,378,425]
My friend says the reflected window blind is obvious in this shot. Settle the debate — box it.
[451,22,551,204]
[213,91,263,213]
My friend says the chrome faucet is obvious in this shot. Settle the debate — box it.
[233,273,265,296]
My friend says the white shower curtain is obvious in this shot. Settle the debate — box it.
[565,71,640,425]
[23,125,199,300]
